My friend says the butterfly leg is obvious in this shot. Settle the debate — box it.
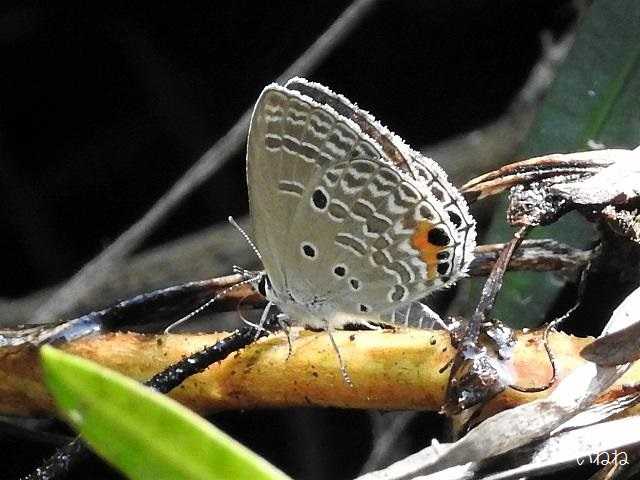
[325,322,354,387]
[275,313,296,359]
[247,301,275,340]
[232,265,261,278]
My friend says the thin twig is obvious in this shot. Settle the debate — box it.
[468,239,590,276]
[31,0,378,325]
[20,437,88,480]
[471,227,530,342]
[444,226,531,415]
[2,236,590,327]
[0,275,253,347]
[508,260,590,394]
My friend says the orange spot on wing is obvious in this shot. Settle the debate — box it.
[410,220,444,280]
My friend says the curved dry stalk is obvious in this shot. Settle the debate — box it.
[469,239,590,276]
[460,149,636,201]
[2,328,640,417]
[1,238,589,327]
[31,0,378,325]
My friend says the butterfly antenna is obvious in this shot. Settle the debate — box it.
[164,297,217,334]
[164,275,261,334]
[228,216,262,261]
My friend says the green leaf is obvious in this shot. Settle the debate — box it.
[40,345,291,480]
[483,0,640,327]
[522,1,640,154]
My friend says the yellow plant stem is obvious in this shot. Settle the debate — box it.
[0,328,635,417]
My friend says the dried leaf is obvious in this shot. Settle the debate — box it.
[461,150,614,201]
[552,393,640,434]
[552,148,640,205]
[479,415,640,480]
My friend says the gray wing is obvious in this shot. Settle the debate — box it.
[248,80,475,320]
[247,85,306,293]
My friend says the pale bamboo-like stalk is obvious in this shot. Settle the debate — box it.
[2,328,637,418]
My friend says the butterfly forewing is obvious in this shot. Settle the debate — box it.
[247,87,301,293]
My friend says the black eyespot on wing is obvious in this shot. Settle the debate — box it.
[350,278,360,290]
[333,265,346,277]
[302,243,316,258]
[437,250,450,260]
[427,228,450,246]
[390,284,407,302]
[448,211,462,228]
[419,204,434,220]
[312,188,328,210]
[359,304,369,312]
[431,186,444,201]
[437,262,449,275]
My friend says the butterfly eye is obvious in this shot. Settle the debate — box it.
[257,274,272,297]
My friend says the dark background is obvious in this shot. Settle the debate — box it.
[0,2,577,479]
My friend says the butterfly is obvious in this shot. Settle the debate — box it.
[246,78,476,335]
